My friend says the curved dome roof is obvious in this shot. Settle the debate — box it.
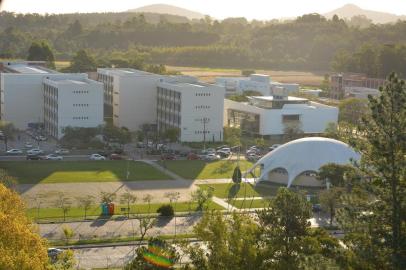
[250,137,360,187]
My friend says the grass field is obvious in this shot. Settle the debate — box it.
[166,65,324,86]
[230,199,271,209]
[0,161,171,184]
[198,183,279,198]
[26,200,223,220]
[157,160,254,180]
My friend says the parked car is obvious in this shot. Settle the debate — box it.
[24,142,33,148]
[204,153,221,161]
[44,154,63,160]
[26,153,42,160]
[216,145,229,150]
[38,135,47,141]
[246,153,260,162]
[55,148,70,155]
[216,150,230,158]
[97,151,109,157]
[89,153,106,160]
[27,148,44,155]
[109,153,123,160]
[161,153,176,160]
[47,248,63,260]
[269,144,281,151]
[6,149,23,155]
[218,147,231,154]
[187,152,200,160]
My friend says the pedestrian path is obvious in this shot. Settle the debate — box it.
[141,160,186,181]
[212,196,238,211]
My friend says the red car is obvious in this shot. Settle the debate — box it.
[187,153,200,160]
[109,153,123,160]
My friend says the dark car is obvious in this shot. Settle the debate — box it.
[161,153,176,160]
[312,204,322,212]
[26,153,42,160]
[187,152,200,160]
[109,153,123,160]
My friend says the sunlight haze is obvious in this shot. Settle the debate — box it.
[1,0,406,19]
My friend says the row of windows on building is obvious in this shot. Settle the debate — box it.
[194,130,211,134]
[72,116,89,120]
[157,111,181,126]
[157,87,181,99]
[195,93,211,97]
[195,105,211,109]
[157,100,181,112]
[73,104,89,107]
[73,90,89,94]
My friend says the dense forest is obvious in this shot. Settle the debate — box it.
[1,11,406,77]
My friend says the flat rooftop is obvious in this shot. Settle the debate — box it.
[44,77,100,86]
[5,64,53,74]
[249,96,308,101]
[97,68,155,76]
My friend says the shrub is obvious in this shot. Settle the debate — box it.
[157,204,174,217]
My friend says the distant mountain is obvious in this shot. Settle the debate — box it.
[128,4,205,20]
[324,4,406,24]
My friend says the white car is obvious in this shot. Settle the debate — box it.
[55,148,70,155]
[25,142,33,148]
[27,148,44,155]
[218,147,231,154]
[89,154,106,160]
[6,148,23,155]
[204,153,221,161]
[44,154,63,160]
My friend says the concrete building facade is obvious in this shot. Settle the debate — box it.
[330,73,385,99]
[43,77,103,139]
[97,68,162,130]
[157,77,225,142]
[224,95,338,138]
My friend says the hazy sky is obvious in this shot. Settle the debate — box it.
[1,0,406,20]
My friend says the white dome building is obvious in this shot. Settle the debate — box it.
[247,137,360,187]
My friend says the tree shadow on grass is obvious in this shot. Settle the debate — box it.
[228,183,241,199]
[90,214,113,227]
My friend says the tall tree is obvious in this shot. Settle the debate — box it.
[340,73,406,269]
[68,49,97,72]
[0,183,49,269]
[0,121,16,151]
[27,40,55,68]
[183,211,263,270]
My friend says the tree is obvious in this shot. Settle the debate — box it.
[102,124,132,146]
[283,121,304,141]
[100,192,116,204]
[156,204,174,217]
[0,121,16,151]
[254,137,266,148]
[183,211,263,270]
[0,168,17,190]
[319,187,343,226]
[0,183,49,269]
[338,98,368,126]
[223,127,241,147]
[339,73,406,268]
[232,166,242,184]
[317,163,356,187]
[27,40,55,68]
[257,188,341,269]
[51,249,76,270]
[76,196,94,220]
[191,188,213,211]
[62,225,74,245]
[162,128,179,143]
[55,195,71,222]
[120,190,137,218]
[67,49,97,72]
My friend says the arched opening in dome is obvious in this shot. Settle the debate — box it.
[291,170,321,187]
[267,167,288,185]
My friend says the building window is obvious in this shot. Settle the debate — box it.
[282,114,300,122]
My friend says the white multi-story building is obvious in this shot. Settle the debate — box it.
[1,62,103,138]
[216,74,299,96]
[97,68,162,130]
[157,76,225,142]
[224,95,338,138]
[43,77,103,139]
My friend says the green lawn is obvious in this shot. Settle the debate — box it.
[0,161,171,184]
[230,199,271,209]
[27,200,223,220]
[157,160,254,179]
[198,183,279,198]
